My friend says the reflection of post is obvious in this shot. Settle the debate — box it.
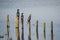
[21,13,24,40]
[28,14,31,40]
[16,9,20,40]
[51,21,53,40]
[36,20,39,40]
[7,15,10,40]
[43,22,46,40]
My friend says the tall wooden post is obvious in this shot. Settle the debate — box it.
[43,22,46,40]
[36,20,39,40]
[51,21,53,40]
[21,13,24,40]
[6,15,10,40]
[28,14,31,40]
[16,9,20,40]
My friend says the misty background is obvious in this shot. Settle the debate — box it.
[0,0,60,40]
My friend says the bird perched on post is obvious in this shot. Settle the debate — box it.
[28,14,31,23]
[17,9,20,17]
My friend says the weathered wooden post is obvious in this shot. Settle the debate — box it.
[36,20,39,40]
[43,22,46,40]
[21,13,24,40]
[6,15,10,40]
[51,21,53,40]
[15,9,20,40]
[28,14,31,40]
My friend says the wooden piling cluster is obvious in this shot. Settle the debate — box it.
[6,9,54,40]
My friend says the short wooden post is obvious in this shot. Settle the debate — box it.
[36,20,39,40]
[51,21,53,40]
[6,15,10,40]
[16,9,20,40]
[28,14,31,40]
[43,22,46,40]
[21,13,24,40]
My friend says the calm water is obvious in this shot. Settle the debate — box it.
[0,16,60,40]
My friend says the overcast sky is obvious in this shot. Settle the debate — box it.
[0,0,60,23]
[0,0,60,8]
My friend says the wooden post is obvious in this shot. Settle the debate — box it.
[6,15,10,40]
[21,13,24,40]
[16,9,20,40]
[43,22,46,40]
[36,20,39,40]
[51,21,53,40]
[28,14,31,40]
